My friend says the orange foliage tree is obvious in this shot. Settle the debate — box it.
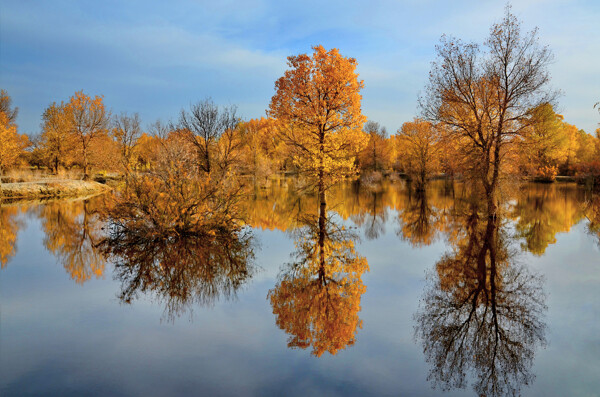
[0,90,28,176]
[268,45,366,191]
[359,120,391,172]
[65,91,110,179]
[39,101,78,173]
[396,118,441,190]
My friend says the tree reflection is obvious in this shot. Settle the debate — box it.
[397,187,440,247]
[0,204,23,268]
[99,165,255,321]
[103,224,254,321]
[38,199,106,283]
[268,194,369,356]
[511,184,583,255]
[584,193,600,247]
[415,201,547,396]
[349,182,388,240]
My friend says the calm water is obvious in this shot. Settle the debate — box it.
[1,180,599,396]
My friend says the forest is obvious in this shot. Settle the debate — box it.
[1,8,599,202]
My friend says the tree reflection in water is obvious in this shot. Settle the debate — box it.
[99,150,256,321]
[415,199,547,397]
[38,198,106,283]
[102,224,254,321]
[584,193,600,247]
[396,187,441,247]
[268,195,369,356]
[0,204,23,268]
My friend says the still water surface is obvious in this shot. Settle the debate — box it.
[1,180,599,396]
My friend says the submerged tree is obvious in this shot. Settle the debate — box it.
[420,6,556,214]
[99,126,254,319]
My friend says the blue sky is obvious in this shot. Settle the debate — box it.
[1,0,599,136]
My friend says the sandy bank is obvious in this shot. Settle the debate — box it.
[0,179,112,200]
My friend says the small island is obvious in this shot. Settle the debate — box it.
[0,179,111,200]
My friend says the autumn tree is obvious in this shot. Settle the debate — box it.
[237,118,282,183]
[65,91,110,180]
[518,103,570,180]
[359,120,391,172]
[112,112,142,173]
[0,89,18,123]
[268,45,366,195]
[396,118,441,190]
[175,99,239,174]
[0,91,28,177]
[39,101,78,173]
[133,132,161,170]
[420,7,556,215]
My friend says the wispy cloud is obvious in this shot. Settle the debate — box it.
[0,0,598,134]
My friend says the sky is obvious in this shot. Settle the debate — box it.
[1,0,599,136]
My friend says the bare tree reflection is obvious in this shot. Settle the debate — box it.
[103,223,254,321]
[415,202,547,396]
[268,193,369,356]
[347,182,389,240]
[397,188,440,247]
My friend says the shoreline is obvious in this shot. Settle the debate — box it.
[0,179,112,200]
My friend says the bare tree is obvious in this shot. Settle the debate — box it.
[0,89,18,123]
[112,112,142,173]
[420,6,557,215]
[361,120,390,172]
[175,98,239,174]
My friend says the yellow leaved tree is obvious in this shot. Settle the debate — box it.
[268,45,366,192]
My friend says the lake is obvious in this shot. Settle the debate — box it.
[1,180,599,396]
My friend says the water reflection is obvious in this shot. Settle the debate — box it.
[0,204,22,268]
[415,198,547,396]
[510,184,585,255]
[268,194,369,356]
[347,182,388,240]
[584,194,600,247]
[396,187,441,247]
[37,199,106,283]
[99,180,256,321]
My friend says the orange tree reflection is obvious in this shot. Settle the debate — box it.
[268,199,368,357]
[39,198,106,283]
